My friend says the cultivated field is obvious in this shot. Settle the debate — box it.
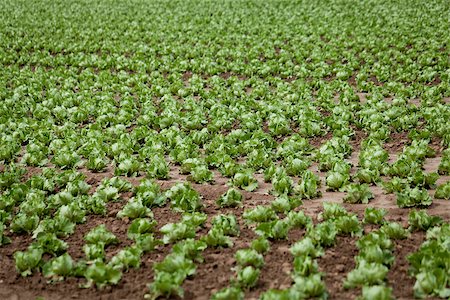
[0,0,449,299]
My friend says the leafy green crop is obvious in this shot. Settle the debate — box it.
[127,218,157,239]
[212,214,240,236]
[343,183,374,204]
[216,188,243,208]
[396,187,433,208]
[1,0,450,297]
[42,253,75,281]
[243,206,278,224]
[344,261,389,288]
[236,266,260,288]
[435,182,450,200]
[14,247,43,276]
[235,249,265,269]
[363,207,387,225]
[84,261,122,288]
[117,199,153,219]
[358,285,394,300]
[231,170,259,192]
[211,287,244,300]
[165,183,203,212]
[85,225,119,246]
[295,170,322,199]
[407,223,450,298]
[408,210,443,232]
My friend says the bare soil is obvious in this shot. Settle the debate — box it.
[0,129,449,300]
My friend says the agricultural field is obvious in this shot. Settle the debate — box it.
[1,0,450,299]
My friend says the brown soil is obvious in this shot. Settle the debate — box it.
[1,126,449,300]
[383,131,410,153]
[309,131,333,148]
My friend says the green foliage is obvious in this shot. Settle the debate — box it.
[160,222,196,244]
[33,232,68,256]
[14,247,43,276]
[290,237,324,258]
[231,170,258,192]
[318,202,349,221]
[286,211,313,228]
[172,239,207,263]
[342,183,374,204]
[271,194,302,213]
[435,182,450,200]
[291,274,328,299]
[307,221,338,247]
[127,218,157,239]
[109,246,142,271]
[42,253,75,280]
[293,255,319,277]
[358,285,394,300]
[235,249,264,268]
[243,206,278,224]
[117,199,153,219]
[408,210,443,232]
[334,215,363,237]
[295,170,322,199]
[363,207,387,225]
[396,187,433,208]
[11,213,40,234]
[438,150,450,175]
[84,261,122,288]
[251,237,271,254]
[202,227,233,248]
[407,223,450,298]
[85,225,119,246]
[0,223,11,245]
[212,214,240,236]
[217,188,243,208]
[380,222,410,240]
[1,0,450,294]
[343,261,389,288]
[165,183,203,212]
[211,287,244,300]
[236,266,260,288]
[256,219,292,240]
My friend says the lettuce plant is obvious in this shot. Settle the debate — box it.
[165,182,203,212]
[14,247,43,276]
[83,261,122,288]
[216,188,243,208]
[251,237,270,254]
[243,206,278,224]
[380,222,410,240]
[408,210,442,232]
[343,261,389,288]
[212,214,240,236]
[256,219,291,240]
[127,218,157,239]
[434,182,450,200]
[211,287,244,300]
[109,246,142,270]
[235,249,264,268]
[295,170,322,199]
[343,183,374,204]
[231,170,258,192]
[437,149,450,175]
[202,227,233,248]
[117,199,153,219]
[42,253,75,281]
[363,207,387,225]
[236,266,260,288]
[396,186,433,208]
[358,285,394,300]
